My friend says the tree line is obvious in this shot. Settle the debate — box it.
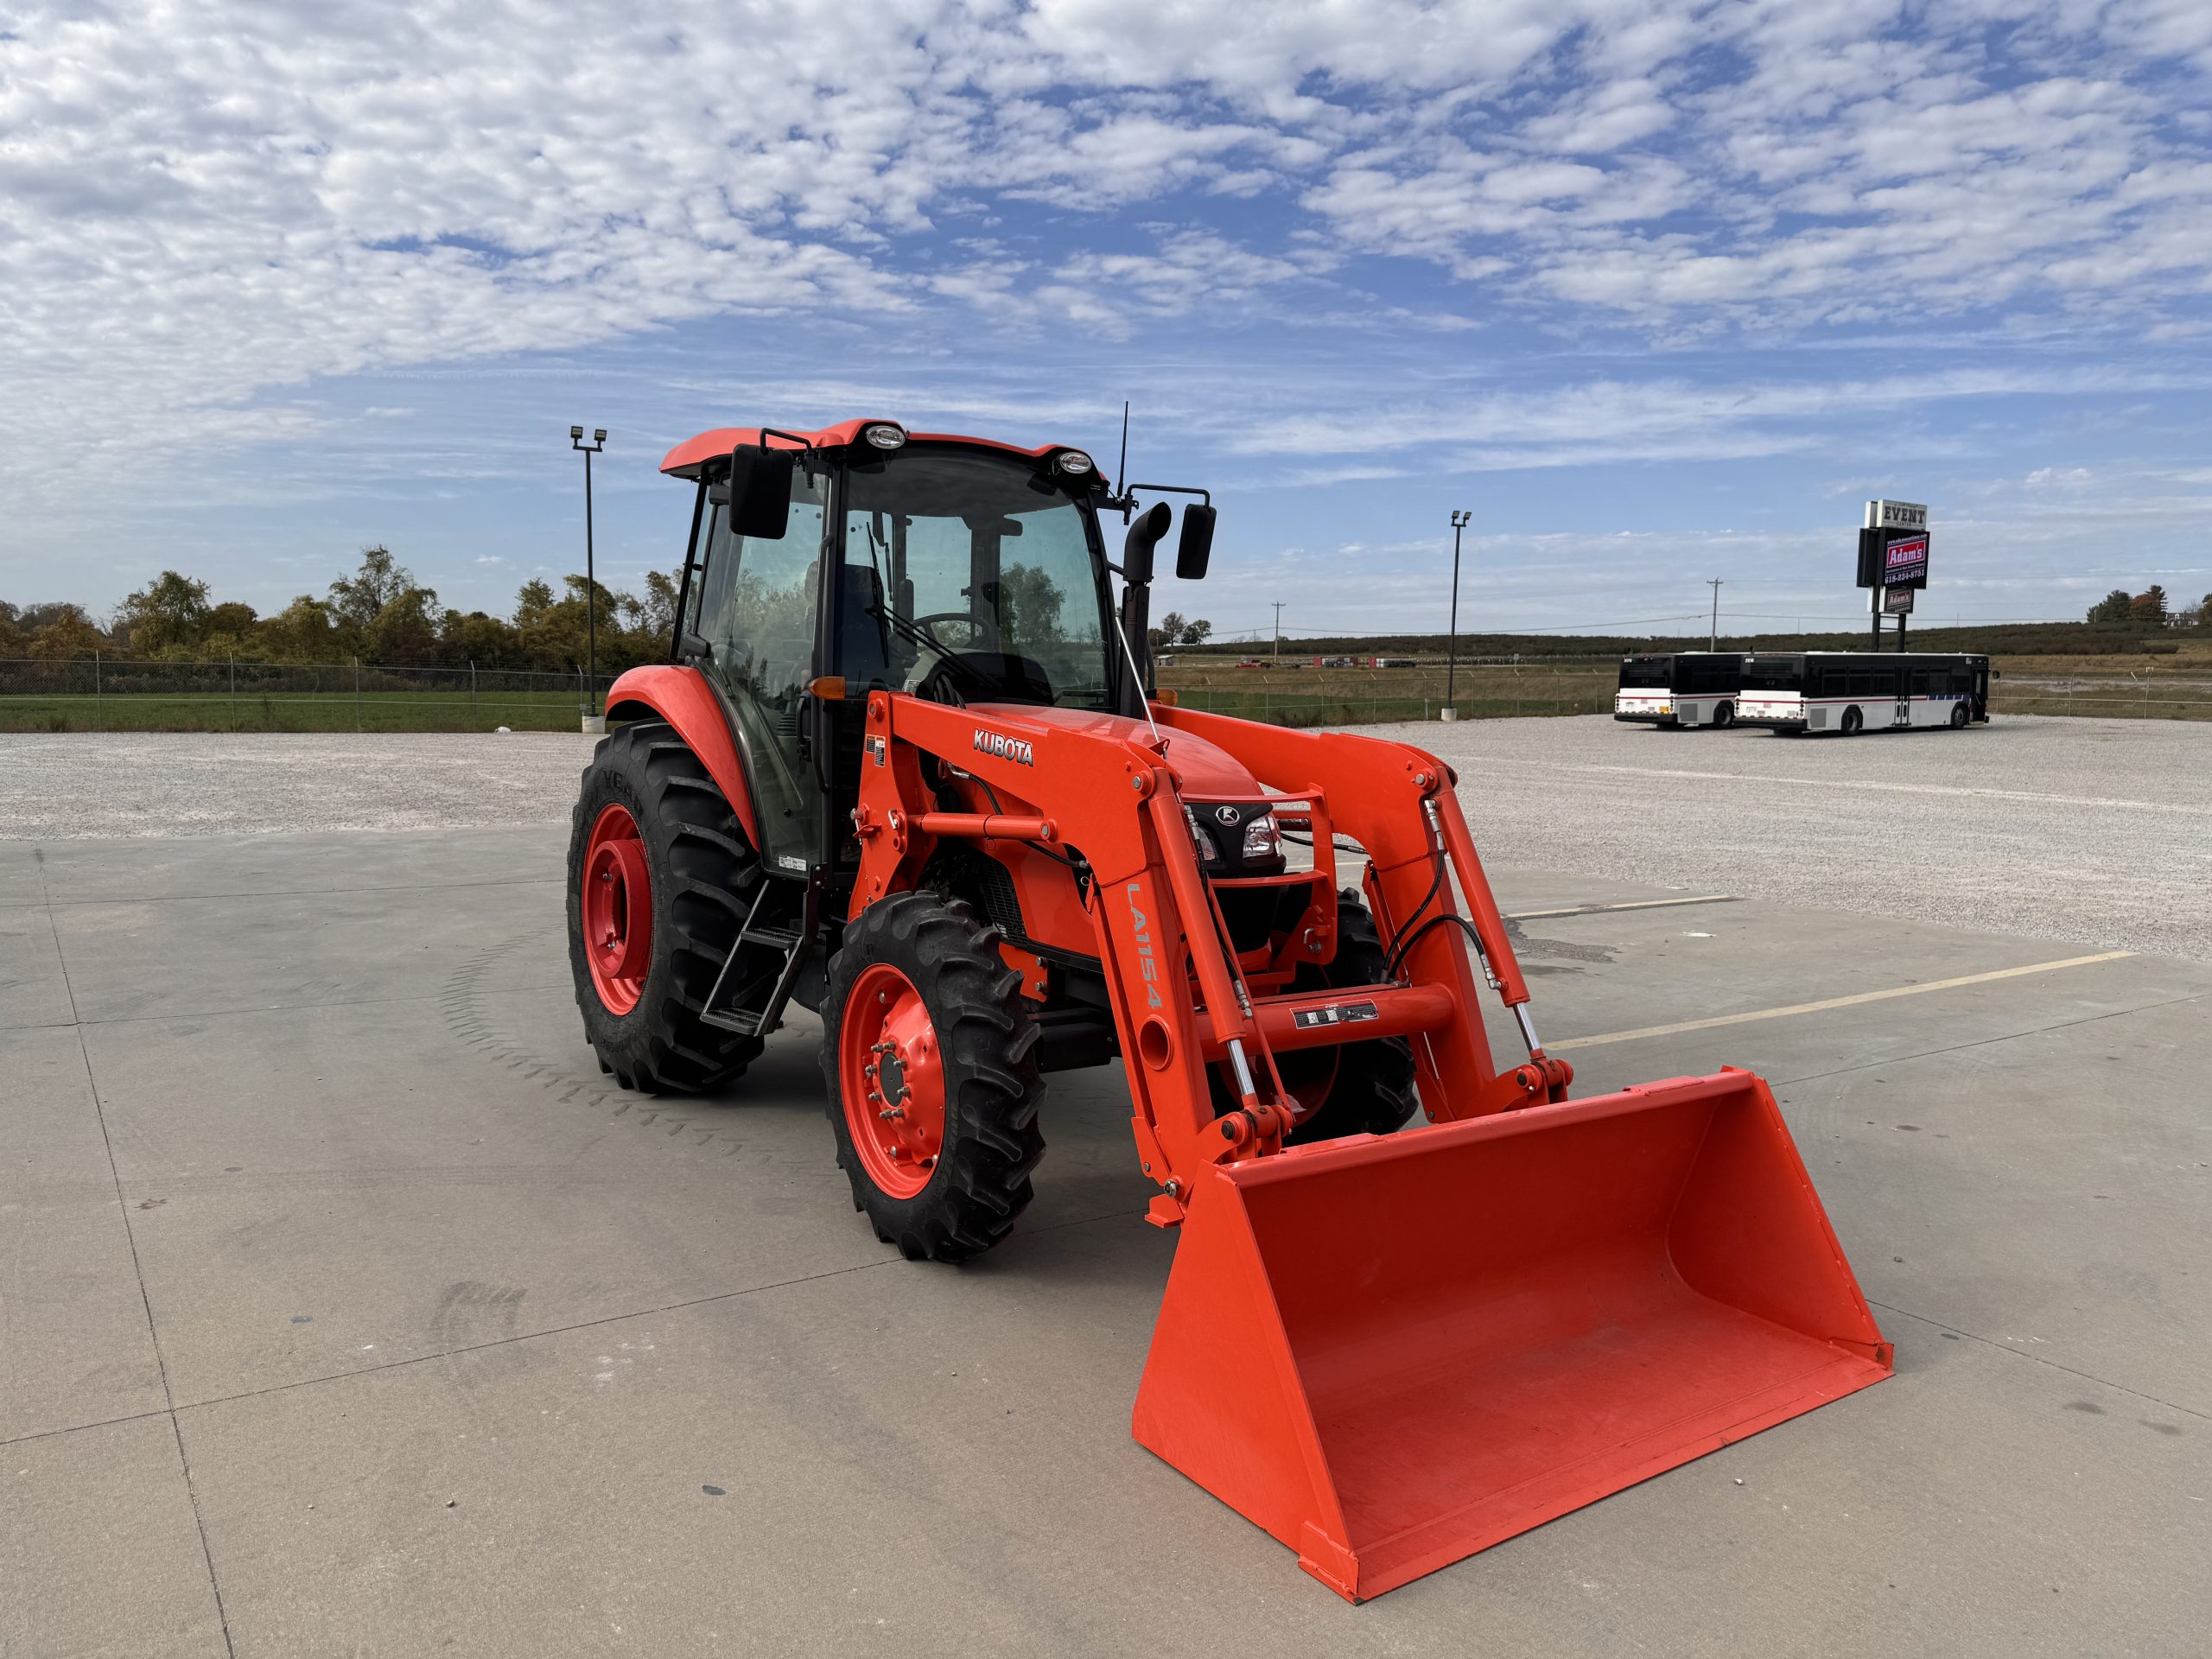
[3,546,1217,670]
[0,548,680,673]
[2083,586,2209,627]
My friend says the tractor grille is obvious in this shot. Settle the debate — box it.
[967,849,1026,940]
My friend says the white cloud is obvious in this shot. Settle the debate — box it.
[3,0,2210,628]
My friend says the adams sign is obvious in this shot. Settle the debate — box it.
[1858,499,1932,590]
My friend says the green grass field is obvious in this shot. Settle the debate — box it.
[3,651,2205,732]
[0,690,590,734]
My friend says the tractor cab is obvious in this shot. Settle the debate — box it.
[665,421,1135,881]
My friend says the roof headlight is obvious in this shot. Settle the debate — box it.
[861,423,907,450]
[1056,449,1094,475]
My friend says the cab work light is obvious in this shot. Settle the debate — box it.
[862,423,906,449]
[1056,449,1095,475]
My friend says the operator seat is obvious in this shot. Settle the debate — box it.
[838,563,895,690]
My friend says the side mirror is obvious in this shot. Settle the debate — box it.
[1122,502,1172,586]
[1176,504,1216,580]
[677,631,713,662]
[727,444,794,540]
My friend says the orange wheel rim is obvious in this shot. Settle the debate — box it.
[582,803,652,1015]
[839,963,946,1199]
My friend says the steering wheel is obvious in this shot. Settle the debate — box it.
[912,611,980,649]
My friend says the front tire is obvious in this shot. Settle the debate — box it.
[822,893,1046,1262]
[567,720,766,1093]
[1949,702,1969,728]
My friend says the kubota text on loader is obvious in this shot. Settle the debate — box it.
[566,417,1891,1600]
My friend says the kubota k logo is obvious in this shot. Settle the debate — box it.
[1126,881,1164,1008]
[972,728,1034,766]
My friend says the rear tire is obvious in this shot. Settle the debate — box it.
[568,720,766,1094]
[1840,706,1864,735]
[1711,701,1734,728]
[822,893,1046,1262]
[1274,892,1421,1146]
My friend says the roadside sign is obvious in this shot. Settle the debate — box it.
[1882,532,1929,588]
[1858,499,1932,589]
[1883,586,1916,615]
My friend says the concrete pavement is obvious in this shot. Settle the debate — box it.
[3,824,2206,1657]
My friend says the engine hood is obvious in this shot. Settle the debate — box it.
[969,703,1262,802]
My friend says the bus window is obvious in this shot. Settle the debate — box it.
[1618,658,1672,689]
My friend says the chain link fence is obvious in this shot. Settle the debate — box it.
[1991,673,2212,721]
[1162,657,1616,727]
[0,658,609,733]
[3,654,2205,733]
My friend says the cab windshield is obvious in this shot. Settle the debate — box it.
[839,448,1115,711]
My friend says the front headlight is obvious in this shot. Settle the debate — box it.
[1183,806,1222,866]
[1240,812,1279,861]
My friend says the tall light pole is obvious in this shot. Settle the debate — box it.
[570,425,606,723]
[1446,509,1471,707]
[1707,578,1723,652]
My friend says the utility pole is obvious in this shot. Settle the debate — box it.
[1272,601,1283,662]
[570,425,607,730]
[1446,509,1471,708]
[1707,579,1723,652]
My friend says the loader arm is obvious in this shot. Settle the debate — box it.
[849,690,1567,1221]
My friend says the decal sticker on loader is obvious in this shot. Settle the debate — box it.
[1125,881,1164,1008]
[972,728,1034,766]
[1292,1000,1380,1029]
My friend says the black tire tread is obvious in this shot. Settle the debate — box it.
[820,893,1046,1262]
[567,719,769,1094]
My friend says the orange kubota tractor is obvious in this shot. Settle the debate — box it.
[568,418,1891,1600]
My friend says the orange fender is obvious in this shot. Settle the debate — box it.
[602,664,761,851]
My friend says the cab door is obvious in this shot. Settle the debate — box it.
[685,463,833,874]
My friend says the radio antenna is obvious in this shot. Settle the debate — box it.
[1115,400,1130,505]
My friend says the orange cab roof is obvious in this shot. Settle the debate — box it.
[659,419,1067,478]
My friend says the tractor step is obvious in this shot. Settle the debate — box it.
[697,874,815,1041]
[700,1004,773,1037]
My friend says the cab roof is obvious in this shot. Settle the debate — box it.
[659,419,1065,480]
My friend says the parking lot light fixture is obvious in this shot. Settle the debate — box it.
[571,425,607,723]
[1447,510,1471,709]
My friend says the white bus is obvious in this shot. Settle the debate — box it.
[1614,652,1744,728]
[1734,652,1992,735]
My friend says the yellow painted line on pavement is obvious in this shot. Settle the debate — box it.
[1549,950,2135,1052]
[1508,894,1734,920]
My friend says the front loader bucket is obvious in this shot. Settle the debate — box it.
[1131,1070,1891,1601]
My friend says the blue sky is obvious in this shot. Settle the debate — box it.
[4,0,2211,642]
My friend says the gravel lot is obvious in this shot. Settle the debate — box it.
[1414,713,2212,962]
[0,732,593,838]
[6,714,2206,959]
